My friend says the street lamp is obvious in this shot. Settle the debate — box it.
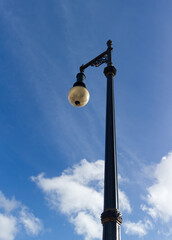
[68,40,123,240]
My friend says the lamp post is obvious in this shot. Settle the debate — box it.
[68,40,123,240]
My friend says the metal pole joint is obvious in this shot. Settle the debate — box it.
[101,208,123,225]
[104,66,117,77]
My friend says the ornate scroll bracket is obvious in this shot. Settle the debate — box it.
[80,49,109,73]
[79,40,114,73]
[90,55,108,67]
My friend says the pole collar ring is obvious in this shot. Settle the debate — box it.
[104,66,117,77]
[101,208,123,225]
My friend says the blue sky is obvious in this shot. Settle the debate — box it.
[0,0,172,239]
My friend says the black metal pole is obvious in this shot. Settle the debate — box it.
[75,40,123,239]
[101,40,122,240]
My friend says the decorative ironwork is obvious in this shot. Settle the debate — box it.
[90,55,108,67]
[80,50,108,72]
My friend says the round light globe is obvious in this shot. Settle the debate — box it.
[68,86,90,107]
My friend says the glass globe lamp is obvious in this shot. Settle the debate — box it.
[68,73,90,107]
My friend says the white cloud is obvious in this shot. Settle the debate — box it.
[0,214,17,240]
[0,191,42,240]
[123,219,152,237]
[119,190,132,214]
[71,212,102,240]
[118,174,128,184]
[143,152,172,222]
[31,159,131,240]
[19,207,43,235]
[140,204,157,219]
[0,191,19,213]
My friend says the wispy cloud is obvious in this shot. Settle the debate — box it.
[0,192,19,213]
[0,0,105,163]
[19,207,42,235]
[123,219,153,237]
[142,151,172,222]
[119,190,132,214]
[0,191,43,240]
[31,159,131,240]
